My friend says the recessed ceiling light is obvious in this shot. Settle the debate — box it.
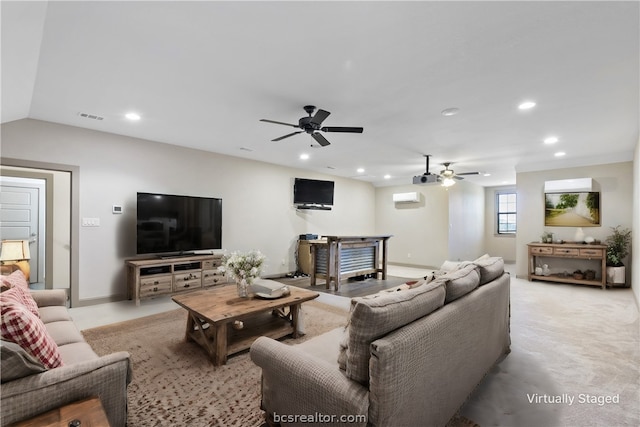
[384,174,391,179]
[518,101,536,110]
[441,107,460,116]
[554,151,566,157]
[125,112,141,121]
[544,136,558,144]
[299,153,309,160]
[483,173,491,177]
[357,168,365,173]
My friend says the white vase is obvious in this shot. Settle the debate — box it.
[236,278,249,298]
[574,227,585,242]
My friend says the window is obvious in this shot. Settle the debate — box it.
[497,192,517,234]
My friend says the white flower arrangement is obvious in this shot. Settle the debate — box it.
[219,250,266,285]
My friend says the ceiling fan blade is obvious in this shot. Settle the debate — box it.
[454,176,465,180]
[260,119,299,128]
[312,132,331,147]
[456,171,480,176]
[272,131,303,141]
[310,109,331,126]
[321,126,364,133]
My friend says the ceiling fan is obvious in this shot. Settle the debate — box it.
[440,162,480,186]
[260,105,363,147]
[440,163,480,180]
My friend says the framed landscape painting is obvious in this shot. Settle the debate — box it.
[544,192,600,227]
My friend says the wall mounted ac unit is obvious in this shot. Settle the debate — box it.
[392,192,420,203]
[544,178,594,193]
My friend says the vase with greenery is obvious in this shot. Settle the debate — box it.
[605,226,631,285]
[219,250,267,297]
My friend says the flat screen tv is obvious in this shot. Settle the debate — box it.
[293,178,334,206]
[136,192,222,255]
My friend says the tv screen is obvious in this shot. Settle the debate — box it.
[294,178,335,206]
[136,192,222,255]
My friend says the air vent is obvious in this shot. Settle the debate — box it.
[78,112,104,121]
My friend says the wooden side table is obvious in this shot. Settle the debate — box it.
[9,397,110,427]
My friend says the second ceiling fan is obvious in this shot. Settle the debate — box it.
[440,162,480,181]
[260,105,363,147]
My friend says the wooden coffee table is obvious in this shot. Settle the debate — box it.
[171,284,319,366]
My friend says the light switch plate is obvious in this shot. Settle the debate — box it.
[82,217,100,227]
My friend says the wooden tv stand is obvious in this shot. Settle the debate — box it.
[126,254,229,305]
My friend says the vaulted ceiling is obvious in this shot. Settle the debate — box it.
[2,1,638,187]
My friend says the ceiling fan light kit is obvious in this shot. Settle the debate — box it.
[260,105,363,147]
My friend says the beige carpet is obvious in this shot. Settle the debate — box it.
[458,276,640,427]
[82,300,478,426]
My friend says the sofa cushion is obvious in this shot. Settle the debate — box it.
[337,327,349,371]
[0,339,46,382]
[474,256,505,285]
[294,327,344,369]
[346,280,446,385]
[0,300,63,369]
[438,264,481,303]
[45,320,86,347]
[39,305,73,324]
[57,341,99,365]
[0,285,40,317]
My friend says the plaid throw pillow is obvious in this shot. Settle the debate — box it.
[0,300,63,369]
[0,285,39,317]
[1,270,29,290]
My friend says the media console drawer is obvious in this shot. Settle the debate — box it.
[140,275,172,297]
[202,269,226,286]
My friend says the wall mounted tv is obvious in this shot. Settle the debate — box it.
[293,178,335,208]
[136,192,222,255]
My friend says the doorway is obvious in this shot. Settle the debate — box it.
[1,159,77,306]
[0,176,46,284]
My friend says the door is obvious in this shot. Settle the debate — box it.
[0,178,46,284]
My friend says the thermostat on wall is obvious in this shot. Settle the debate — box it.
[112,205,123,214]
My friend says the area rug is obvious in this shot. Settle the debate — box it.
[82,301,478,427]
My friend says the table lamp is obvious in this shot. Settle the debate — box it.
[0,240,31,280]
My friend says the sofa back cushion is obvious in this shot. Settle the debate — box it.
[433,264,480,303]
[474,256,505,285]
[346,281,445,385]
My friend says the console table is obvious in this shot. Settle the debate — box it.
[308,235,392,291]
[527,242,607,289]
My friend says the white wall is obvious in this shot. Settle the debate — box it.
[515,162,634,280]
[1,119,375,302]
[447,180,485,262]
[375,180,485,268]
[633,136,640,306]
[484,186,517,262]
[375,184,449,268]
